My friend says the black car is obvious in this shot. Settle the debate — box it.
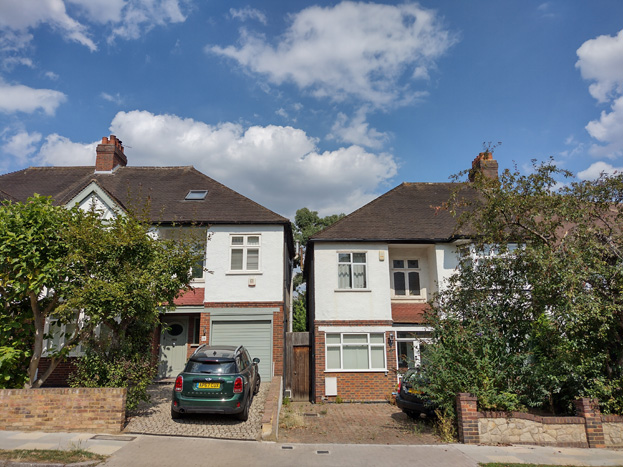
[171,344,261,421]
[396,368,436,418]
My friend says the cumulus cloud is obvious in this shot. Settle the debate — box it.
[328,106,389,149]
[4,130,42,159]
[578,161,623,180]
[0,79,67,115]
[577,29,623,161]
[230,7,267,25]
[35,133,96,166]
[208,2,456,108]
[0,0,96,51]
[105,110,397,217]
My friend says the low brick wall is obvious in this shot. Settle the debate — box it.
[457,394,623,449]
[0,388,127,433]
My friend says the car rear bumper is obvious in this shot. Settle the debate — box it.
[171,392,248,415]
[396,393,435,415]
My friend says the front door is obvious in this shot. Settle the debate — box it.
[158,317,188,378]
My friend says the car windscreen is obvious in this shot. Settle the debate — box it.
[186,361,236,374]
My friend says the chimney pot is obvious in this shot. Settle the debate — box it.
[469,151,498,182]
[95,134,127,172]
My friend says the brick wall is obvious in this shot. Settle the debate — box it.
[0,388,126,433]
[314,321,395,402]
[456,394,623,448]
[38,358,77,387]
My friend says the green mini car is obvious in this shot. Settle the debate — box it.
[171,344,261,421]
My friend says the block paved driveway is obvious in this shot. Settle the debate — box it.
[124,381,269,440]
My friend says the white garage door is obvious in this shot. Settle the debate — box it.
[211,320,272,381]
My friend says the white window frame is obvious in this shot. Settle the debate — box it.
[229,234,261,273]
[325,332,386,372]
[336,252,368,290]
[43,314,85,357]
[390,257,424,299]
[395,330,432,370]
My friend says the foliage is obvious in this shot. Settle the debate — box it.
[0,195,200,388]
[421,160,623,415]
[69,321,156,411]
[292,295,307,332]
[0,300,34,388]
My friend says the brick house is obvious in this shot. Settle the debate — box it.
[0,135,294,384]
[304,153,496,402]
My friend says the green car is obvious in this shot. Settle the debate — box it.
[171,344,261,421]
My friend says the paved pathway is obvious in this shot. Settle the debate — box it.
[123,381,269,440]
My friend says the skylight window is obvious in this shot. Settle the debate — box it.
[185,190,208,200]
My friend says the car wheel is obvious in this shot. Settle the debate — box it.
[236,399,250,421]
[253,378,260,395]
[405,410,419,419]
[171,407,183,420]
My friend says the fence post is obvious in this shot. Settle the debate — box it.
[574,398,605,448]
[456,393,480,444]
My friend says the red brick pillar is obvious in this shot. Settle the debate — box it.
[456,393,480,444]
[575,398,605,448]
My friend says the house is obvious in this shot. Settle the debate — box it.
[0,135,294,384]
[304,153,496,402]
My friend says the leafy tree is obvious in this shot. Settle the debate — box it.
[420,160,623,416]
[291,208,344,331]
[0,195,200,388]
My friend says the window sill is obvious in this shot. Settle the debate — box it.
[226,271,263,275]
[334,288,371,293]
[324,369,388,373]
[390,296,427,301]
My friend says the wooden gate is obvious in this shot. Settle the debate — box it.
[285,332,310,401]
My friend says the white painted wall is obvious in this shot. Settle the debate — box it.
[76,193,116,220]
[205,225,285,303]
[313,242,391,321]
[433,244,460,293]
[387,245,432,302]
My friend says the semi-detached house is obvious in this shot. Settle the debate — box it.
[0,135,294,385]
[304,153,496,402]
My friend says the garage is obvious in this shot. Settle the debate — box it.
[211,319,273,381]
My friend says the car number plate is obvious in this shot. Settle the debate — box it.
[197,382,220,389]
[408,388,422,395]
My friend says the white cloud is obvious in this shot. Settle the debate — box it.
[576,30,623,103]
[275,108,289,119]
[208,1,456,108]
[45,71,59,80]
[578,161,623,180]
[586,95,623,159]
[101,91,124,105]
[0,79,67,115]
[36,133,96,166]
[0,0,96,51]
[3,130,42,161]
[328,106,389,149]
[230,7,267,25]
[103,110,397,217]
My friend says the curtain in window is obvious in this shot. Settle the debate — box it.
[338,264,351,288]
[247,249,259,270]
[353,264,366,288]
[231,249,243,270]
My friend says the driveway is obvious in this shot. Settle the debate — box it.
[279,401,441,445]
[124,381,269,440]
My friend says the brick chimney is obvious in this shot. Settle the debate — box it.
[468,151,498,182]
[95,135,127,172]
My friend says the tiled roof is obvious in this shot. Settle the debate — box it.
[311,182,476,242]
[391,302,430,324]
[0,166,288,225]
[173,288,205,306]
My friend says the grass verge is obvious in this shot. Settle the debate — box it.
[0,448,107,465]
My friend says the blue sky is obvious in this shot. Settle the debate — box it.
[1,1,623,218]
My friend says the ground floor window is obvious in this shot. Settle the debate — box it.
[396,330,431,371]
[325,333,386,370]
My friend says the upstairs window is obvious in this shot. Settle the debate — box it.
[391,259,422,297]
[230,235,260,271]
[337,252,367,289]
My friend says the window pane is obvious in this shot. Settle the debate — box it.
[326,334,341,344]
[327,346,341,369]
[370,333,384,344]
[343,334,367,344]
[191,259,204,278]
[231,236,244,245]
[407,260,419,268]
[338,253,351,263]
[370,346,385,369]
[338,264,352,288]
[247,236,260,246]
[408,272,421,295]
[394,272,406,295]
[247,249,259,270]
[393,260,404,268]
[353,252,366,263]
[398,341,415,368]
[353,264,366,288]
[343,345,369,369]
[231,249,243,270]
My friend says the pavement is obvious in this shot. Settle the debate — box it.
[1,431,623,466]
[123,381,269,440]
